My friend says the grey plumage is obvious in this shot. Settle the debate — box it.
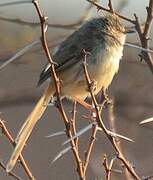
[38,15,125,87]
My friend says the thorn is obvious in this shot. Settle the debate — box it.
[62,122,97,145]
[140,117,153,124]
[108,130,134,142]
[52,146,71,164]
[46,130,66,138]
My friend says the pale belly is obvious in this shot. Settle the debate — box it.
[55,46,123,100]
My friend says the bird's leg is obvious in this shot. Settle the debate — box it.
[73,98,99,122]
[73,97,93,110]
[90,101,97,119]
[101,89,112,105]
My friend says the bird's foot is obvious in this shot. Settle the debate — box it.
[101,90,113,105]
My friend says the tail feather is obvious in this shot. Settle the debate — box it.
[6,85,53,172]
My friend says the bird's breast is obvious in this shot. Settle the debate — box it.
[58,44,124,99]
[90,44,124,91]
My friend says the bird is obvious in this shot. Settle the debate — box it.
[6,14,127,172]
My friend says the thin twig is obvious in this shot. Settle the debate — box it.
[86,0,135,23]
[32,1,84,179]
[0,161,22,180]
[108,158,116,179]
[82,50,140,180]
[108,0,114,13]
[134,15,153,72]
[83,123,97,175]
[103,155,116,180]
[103,155,110,180]
[71,101,79,148]
[0,119,34,179]
[134,0,153,74]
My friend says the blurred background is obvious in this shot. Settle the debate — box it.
[0,0,153,179]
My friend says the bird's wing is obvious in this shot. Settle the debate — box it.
[37,21,96,86]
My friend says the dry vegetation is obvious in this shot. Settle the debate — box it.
[0,0,153,180]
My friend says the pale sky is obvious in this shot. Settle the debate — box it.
[0,0,149,24]
[0,0,151,47]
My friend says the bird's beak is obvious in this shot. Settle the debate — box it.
[124,29,135,34]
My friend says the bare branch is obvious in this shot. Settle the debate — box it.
[32,1,85,179]
[86,0,135,23]
[0,161,22,180]
[0,119,34,179]
[134,13,153,74]
[82,50,140,180]
[83,123,97,175]
[108,0,114,13]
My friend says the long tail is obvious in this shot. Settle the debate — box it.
[6,85,54,172]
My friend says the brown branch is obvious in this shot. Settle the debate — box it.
[103,155,110,180]
[86,0,135,23]
[82,50,140,180]
[103,155,116,180]
[143,0,153,37]
[70,101,79,148]
[108,0,114,13]
[108,158,116,179]
[32,1,85,179]
[134,0,153,74]
[83,123,97,175]
[0,161,22,180]
[0,119,34,179]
